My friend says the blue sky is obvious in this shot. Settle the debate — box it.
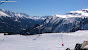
[0,0,88,16]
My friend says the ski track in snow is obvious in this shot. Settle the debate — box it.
[0,30,88,50]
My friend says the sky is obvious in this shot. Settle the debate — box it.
[0,0,88,16]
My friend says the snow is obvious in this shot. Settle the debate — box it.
[49,8,88,18]
[14,18,18,21]
[56,15,67,18]
[68,11,88,16]
[66,8,88,18]
[51,9,88,18]
[0,30,88,50]
[15,13,24,18]
[0,11,10,17]
[27,17,46,20]
[82,8,88,11]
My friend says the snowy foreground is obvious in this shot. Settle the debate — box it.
[0,30,88,50]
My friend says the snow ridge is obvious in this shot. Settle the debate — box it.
[0,9,46,20]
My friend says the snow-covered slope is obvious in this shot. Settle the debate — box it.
[0,30,88,50]
[51,15,67,18]
[0,11,10,17]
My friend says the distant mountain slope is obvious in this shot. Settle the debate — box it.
[21,8,88,34]
[0,9,46,33]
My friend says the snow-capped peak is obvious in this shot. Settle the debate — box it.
[66,8,88,18]
[0,9,46,20]
[46,8,88,19]
[0,9,30,18]
[0,11,10,17]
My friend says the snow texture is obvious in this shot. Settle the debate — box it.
[0,30,88,50]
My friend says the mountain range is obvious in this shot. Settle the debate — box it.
[0,9,46,33]
[20,8,88,35]
[0,8,88,34]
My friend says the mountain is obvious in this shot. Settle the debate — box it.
[0,9,46,20]
[66,8,88,18]
[0,9,46,33]
[21,8,88,35]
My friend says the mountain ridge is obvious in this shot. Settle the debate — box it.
[0,9,47,33]
[21,8,88,35]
